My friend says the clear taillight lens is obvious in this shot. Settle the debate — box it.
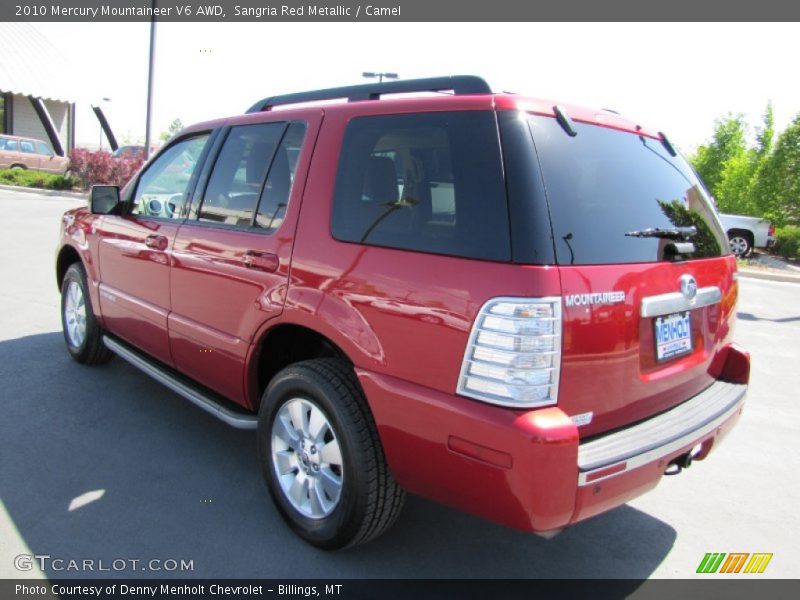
[457,297,561,408]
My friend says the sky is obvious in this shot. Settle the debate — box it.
[26,22,800,153]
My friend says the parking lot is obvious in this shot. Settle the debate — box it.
[0,187,798,579]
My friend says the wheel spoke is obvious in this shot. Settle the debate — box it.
[274,414,299,447]
[273,449,297,475]
[288,400,309,437]
[308,479,328,516]
[318,468,342,501]
[287,471,307,506]
[308,405,327,442]
[319,439,342,467]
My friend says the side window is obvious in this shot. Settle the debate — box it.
[331,111,511,262]
[132,134,209,219]
[4,139,18,151]
[20,140,35,153]
[255,122,307,233]
[36,141,53,156]
[198,123,285,227]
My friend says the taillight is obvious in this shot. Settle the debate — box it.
[457,297,562,408]
[768,225,775,237]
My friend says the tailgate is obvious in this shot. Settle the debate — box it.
[559,257,738,437]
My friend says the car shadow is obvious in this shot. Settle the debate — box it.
[0,332,675,584]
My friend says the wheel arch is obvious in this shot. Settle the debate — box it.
[246,322,355,412]
[56,244,82,289]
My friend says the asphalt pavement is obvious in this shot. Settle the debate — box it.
[0,188,797,580]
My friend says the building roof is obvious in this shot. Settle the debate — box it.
[0,23,76,103]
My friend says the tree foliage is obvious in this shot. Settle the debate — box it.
[753,114,800,226]
[691,103,798,227]
[160,118,184,142]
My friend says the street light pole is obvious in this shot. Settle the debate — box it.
[144,1,157,160]
[362,72,399,84]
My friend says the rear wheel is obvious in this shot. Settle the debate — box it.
[61,263,113,364]
[728,231,753,258]
[257,359,405,549]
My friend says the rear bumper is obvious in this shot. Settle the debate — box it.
[359,371,746,533]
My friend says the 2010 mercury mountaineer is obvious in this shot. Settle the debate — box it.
[56,76,749,549]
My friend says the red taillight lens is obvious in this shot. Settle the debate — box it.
[769,225,775,237]
[718,343,751,385]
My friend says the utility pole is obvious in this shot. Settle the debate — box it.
[144,1,157,160]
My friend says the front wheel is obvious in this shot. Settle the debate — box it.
[61,263,113,364]
[257,359,405,549]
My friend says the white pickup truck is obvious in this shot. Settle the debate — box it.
[718,213,775,257]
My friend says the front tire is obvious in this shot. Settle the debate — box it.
[60,263,113,364]
[257,359,405,549]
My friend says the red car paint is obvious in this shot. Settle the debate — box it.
[57,89,748,534]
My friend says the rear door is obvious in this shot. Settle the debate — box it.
[19,139,41,170]
[169,113,319,406]
[97,133,211,365]
[525,115,735,436]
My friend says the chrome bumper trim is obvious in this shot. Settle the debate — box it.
[577,380,746,486]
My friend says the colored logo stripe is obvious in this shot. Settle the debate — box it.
[697,552,773,574]
[744,553,773,574]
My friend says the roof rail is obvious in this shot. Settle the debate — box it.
[246,75,492,113]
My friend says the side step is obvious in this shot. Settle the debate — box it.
[103,336,258,430]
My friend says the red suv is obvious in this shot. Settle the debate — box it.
[56,76,749,549]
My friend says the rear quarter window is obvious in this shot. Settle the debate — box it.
[331,111,511,262]
[529,115,728,265]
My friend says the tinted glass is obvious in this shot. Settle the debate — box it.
[132,134,209,219]
[332,111,510,261]
[255,122,306,233]
[529,116,728,265]
[199,123,285,227]
[20,140,35,153]
[3,139,17,151]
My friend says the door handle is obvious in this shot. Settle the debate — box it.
[144,234,168,251]
[242,250,279,272]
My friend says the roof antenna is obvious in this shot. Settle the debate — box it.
[553,105,577,137]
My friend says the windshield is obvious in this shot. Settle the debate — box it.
[528,115,728,265]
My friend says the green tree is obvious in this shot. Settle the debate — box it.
[160,118,184,142]
[692,114,749,198]
[692,114,759,215]
[753,113,800,227]
[755,101,775,158]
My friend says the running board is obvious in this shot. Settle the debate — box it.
[103,336,258,430]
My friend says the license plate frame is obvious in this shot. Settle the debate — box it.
[654,311,693,363]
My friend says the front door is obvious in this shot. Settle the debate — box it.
[97,134,211,365]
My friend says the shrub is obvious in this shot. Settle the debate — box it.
[68,148,144,190]
[0,168,78,190]
[773,226,800,260]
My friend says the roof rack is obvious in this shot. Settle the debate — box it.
[246,75,491,113]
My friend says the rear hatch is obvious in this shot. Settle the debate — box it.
[524,113,737,437]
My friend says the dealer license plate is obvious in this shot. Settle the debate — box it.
[654,312,692,362]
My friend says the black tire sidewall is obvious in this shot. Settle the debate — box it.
[61,264,97,362]
[257,366,369,549]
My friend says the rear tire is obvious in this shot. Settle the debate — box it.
[728,231,753,258]
[60,263,113,364]
[257,358,405,549]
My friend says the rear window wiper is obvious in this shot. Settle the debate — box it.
[625,226,697,240]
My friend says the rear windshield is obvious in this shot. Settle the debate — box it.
[528,115,728,265]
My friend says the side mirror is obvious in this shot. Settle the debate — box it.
[90,185,121,215]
